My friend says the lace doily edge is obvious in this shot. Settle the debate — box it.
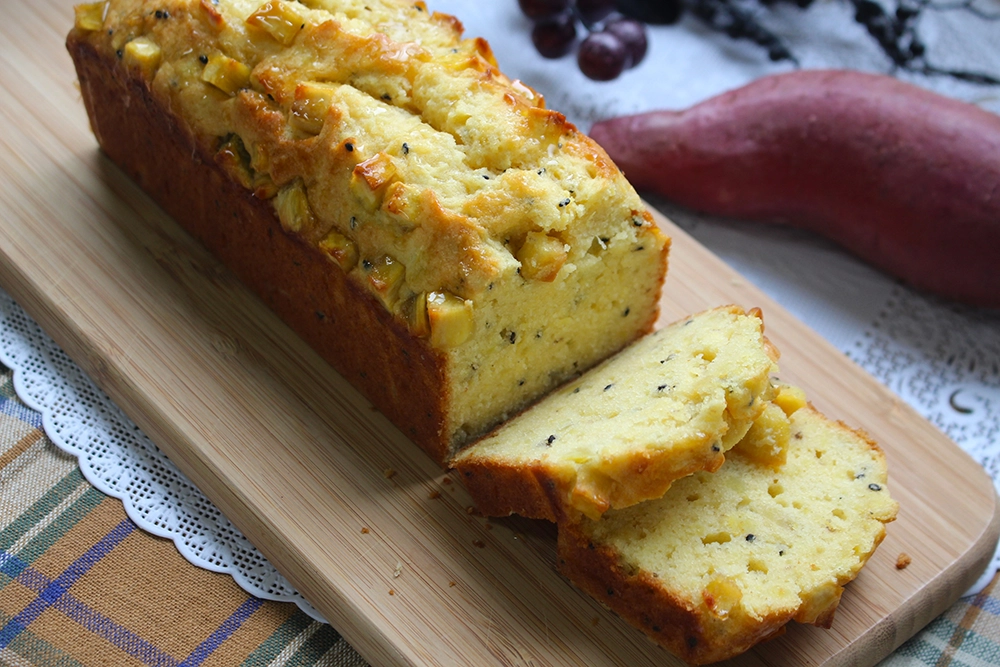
[0,331,328,624]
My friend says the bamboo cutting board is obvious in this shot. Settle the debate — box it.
[1,1,998,665]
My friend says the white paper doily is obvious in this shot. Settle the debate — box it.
[0,289,325,623]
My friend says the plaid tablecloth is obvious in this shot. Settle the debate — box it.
[0,368,365,667]
[0,361,996,667]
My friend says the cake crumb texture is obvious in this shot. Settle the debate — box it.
[558,404,898,664]
[454,306,781,521]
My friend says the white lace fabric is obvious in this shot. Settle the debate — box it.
[3,0,997,620]
[0,290,324,622]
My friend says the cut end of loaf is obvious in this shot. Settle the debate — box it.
[454,305,781,520]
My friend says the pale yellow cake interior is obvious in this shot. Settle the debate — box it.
[455,307,781,517]
[581,404,898,627]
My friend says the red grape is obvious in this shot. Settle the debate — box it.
[518,0,573,21]
[577,0,616,25]
[578,31,628,80]
[605,17,648,67]
[532,12,578,58]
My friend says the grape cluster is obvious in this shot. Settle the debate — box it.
[519,0,650,80]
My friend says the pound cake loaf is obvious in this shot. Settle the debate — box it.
[67,0,669,463]
[557,403,899,665]
[453,306,781,521]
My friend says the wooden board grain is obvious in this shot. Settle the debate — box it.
[1,1,998,665]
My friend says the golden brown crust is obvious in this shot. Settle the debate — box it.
[457,459,562,522]
[557,524,791,665]
[68,33,455,463]
[456,442,727,523]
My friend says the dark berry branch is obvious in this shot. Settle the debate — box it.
[849,0,1000,84]
[686,0,799,63]
[921,0,1000,20]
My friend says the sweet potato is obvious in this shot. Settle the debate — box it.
[589,70,1000,309]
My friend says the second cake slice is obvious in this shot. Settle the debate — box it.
[453,306,780,521]
[557,403,898,664]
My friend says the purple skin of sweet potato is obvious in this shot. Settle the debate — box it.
[589,70,1000,309]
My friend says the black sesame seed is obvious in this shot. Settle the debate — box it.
[607,588,614,596]
[362,259,373,270]
[572,387,580,394]
[855,472,866,479]
[509,331,517,344]
[869,483,882,491]
[483,174,490,179]
[535,331,542,339]
[657,385,667,391]
[711,444,721,452]
[381,93,391,101]
[518,379,525,386]
[315,311,325,320]
[345,142,354,152]
[402,142,409,154]
[779,550,785,556]
[746,534,755,542]
[546,435,556,445]
[350,216,358,229]
[537,168,545,175]
[199,54,209,64]
[623,307,630,317]
[604,384,614,392]
[116,49,123,59]
[687,637,698,649]
[633,217,643,227]
[634,245,645,251]
[558,198,571,208]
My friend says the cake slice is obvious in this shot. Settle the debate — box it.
[453,306,780,521]
[557,403,898,665]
